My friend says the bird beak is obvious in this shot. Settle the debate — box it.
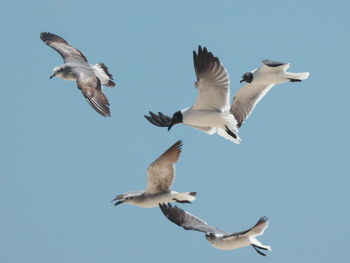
[113,200,124,206]
[49,74,55,79]
[239,79,244,83]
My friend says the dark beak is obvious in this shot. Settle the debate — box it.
[240,79,244,83]
[113,200,124,206]
[167,123,174,131]
[49,74,55,79]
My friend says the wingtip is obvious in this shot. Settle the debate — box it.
[40,31,51,41]
[40,31,68,45]
[262,59,288,67]
[260,216,268,223]
[175,140,183,148]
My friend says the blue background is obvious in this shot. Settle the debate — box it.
[1,0,349,262]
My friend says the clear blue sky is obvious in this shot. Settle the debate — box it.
[1,0,349,262]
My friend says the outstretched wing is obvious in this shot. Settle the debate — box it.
[159,203,225,234]
[77,71,111,117]
[145,141,182,194]
[192,46,230,112]
[231,84,274,128]
[40,32,88,63]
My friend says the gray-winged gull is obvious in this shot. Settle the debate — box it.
[40,32,115,117]
[112,141,196,208]
[159,203,271,256]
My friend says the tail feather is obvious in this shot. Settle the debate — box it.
[93,63,116,87]
[173,192,197,203]
[217,127,241,144]
[289,72,310,81]
[250,237,271,251]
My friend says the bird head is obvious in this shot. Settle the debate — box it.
[205,232,216,241]
[240,72,253,83]
[50,66,63,79]
[111,192,142,206]
[168,111,183,131]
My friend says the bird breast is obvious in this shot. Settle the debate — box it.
[182,108,229,127]
[209,236,251,250]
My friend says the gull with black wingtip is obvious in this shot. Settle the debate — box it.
[159,203,271,256]
[40,32,116,117]
[112,141,196,208]
[233,59,309,127]
[145,46,309,142]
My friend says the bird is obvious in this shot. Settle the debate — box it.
[40,32,116,117]
[159,203,271,256]
[233,59,309,127]
[145,46,309,142]
[112,141,196,208]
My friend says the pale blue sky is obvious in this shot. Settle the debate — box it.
[1,0,349,262]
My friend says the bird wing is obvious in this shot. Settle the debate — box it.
[159,203,225,234]
[145,141,182,195]
[223,217,269,238]
[144,111,172,127]
[259,59,290,72]
[76,71,111,117]
[40,32,88,63]
[192,46,230,112]
[230,83,274,128]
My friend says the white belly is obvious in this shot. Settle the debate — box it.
[182,108,233,128]
[131,192,184,208]
[210,237,250,250]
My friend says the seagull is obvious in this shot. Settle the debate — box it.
[145,46,309,142]
[112,141,196,208]
[233,59,309,127]
[40,32,116,117]
[159,203,271,256]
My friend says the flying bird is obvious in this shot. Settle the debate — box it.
[40,32,116,117]
[112,141,196,208]
[233,59,309,127]
[145,46,309,142]
[159,203,271,256]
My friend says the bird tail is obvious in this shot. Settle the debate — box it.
[288,72,310,82]
[250,237,272,251]
[173,192,197,203]
[92,63,116,87]
[217,126,241,144]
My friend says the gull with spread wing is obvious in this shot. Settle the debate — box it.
[145,46,309,142]
[234,59,309,127]
[112,141,196,208]
[40,32,115,117]
[159,203,271,256]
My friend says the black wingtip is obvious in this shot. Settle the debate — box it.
[175,140,183,149]
[252,245,267,256]
[289,78,302,82]
[40,32,68,45]
[144,111,172,127]
[40,32,50,40]
[259,216,268,223]
[262,59,287,67]
[225,125,237,139]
